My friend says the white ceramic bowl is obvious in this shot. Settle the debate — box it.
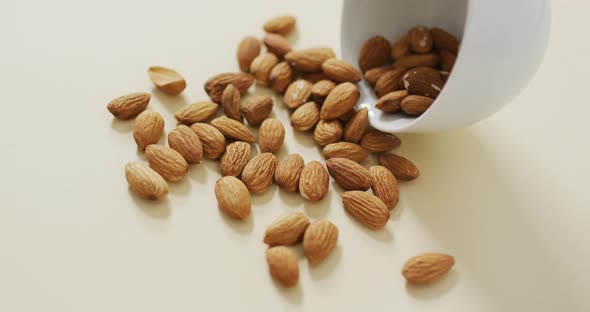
[341,0,551,133]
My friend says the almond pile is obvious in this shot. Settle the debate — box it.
[107,15,454,289]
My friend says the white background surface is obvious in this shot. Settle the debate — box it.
[0,0,588,311]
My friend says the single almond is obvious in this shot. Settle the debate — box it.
[107,92,150,119]
[408,66,443,80]
[263,33,293,58]
[125,162,169,200]
[313,119,342,146]
[148,66,186,95]
[219,141,251,177]
[303,220,339,265]
[393,53,440,68]
[269,61,294,93]
[320,82,360,120]
[341,191,390,230]
[133,110,164,151]
[250,52,279,86]
[440,49,456,72]
[364,66,394,86]
[378,153,420,181]
[145,145,189,182]
[168,125,203,164]
[241,153,277,193]
[311,80,336,99]
[343,108,368,143]
[283,79,312,109]
[391,36,410,60]
[241,95,273,126]
[175,101,218,125]
[210,117,256,143]
[401,95,434,116]
[190,123,226,159]
[327,158,374,191]
[237,36,261,72]
[360,130,401,153]
[264,212,310,246]
[299,161,329,201]
[266,246,299,287]
[291,101,320,131]
[407,26,433,54]
[300,72,331,83]
[204,72,254,103]
[284,47,336,72]
[263,15,296,35]
[374,68,406,98]
[358,35,391,72]
[221,84,242,121]
[402,69,444,98]
[274,154,305,192]
[374,90,409,113]
[215,176,251,220]
[402,253,455,284]
[431,28,460,54]
[322,59,362,83]
[323,142,369,163]
[259,118,285,153]
[370,166,399,210]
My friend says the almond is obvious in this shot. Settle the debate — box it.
[393,53,439,68]
[407,26,433,54]
[402,69,444,98]
[322,59,362,83]
[374,90,409,113]
[133,110,164,151]
[299,161,329,201]
[378,153,420,181]
[269,61,294,93]
[219,141,251,177]
[274,154,305,192]
[237,36,261,72]
[145,145,189,182]
[343,107,368,143]
[266,246,299,287]
[221,84,242,121]
[241,153,277,193]
[327,158,374,191]
[311,79,336,99]
[263,33,292,58]
[313,119,342,146]
[204,72,254,103]
[263,15,296,35]
[364,66,393,86]
[175,101,218,125]
[241,95,273,126]
[358,35,391,72]
[148,66,186,95]
[341,191,390,230]
[360,130,401,153]
[401,95,434,116]
[320,82,360,120]
[409,66,443,80]
[215,176,251,220]
[168,125,203,164]
[440,49,456,72]
[431,27,460,54]
[402,253,455,283]
[303,220,338,265]
[370,166,399,210]
[283,79,312,109]
[210,117,256,143]
[291,101,320,131]
[250,52,279,86]
[125,162,169,200]
[285,47,336,72]
[374,68,405,98]
[391,36,410,60]
[323,142,369,163]
[190,123,226,159]
[107,92,150,119]
[300,72,331,83]
[264,212,310,246]
[259,118,285,153]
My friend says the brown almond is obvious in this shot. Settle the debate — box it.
[343,107,368,143]
[266,246,299,287]
[407,26,433,54]
[327,158,374,191]
[374,68,406,98]
[370,166,399,210]
[250,52,279,86]
[274,154,305,192]
[359,36,391,72]
[264,212,310,246]
[431,28,460,54]
[300,72,331,83]
[323,142,369,163]
[393,53,440,68]
[241,153,277,193]
[145,145,189,182]
[269,61,294,93]
[283,79,312,109]
[240,95,273,126]
[219,141,251,177]
[237,36,261,72]
[379,153,420,181]
[221,85,242,121]
[391,36,410,60]
[210,117,256,143]
[341,191,390,230]
[322,59,362,83]
[409,66,443,80]
[402,69,444,98]
[285,47,336,72]
[125,162,169,200]
[107,92,150,119]
[440,49,456,72]
[168,125,203,164]
[313,119,342,146]
[204,72,254,103]
[375,90,409,113]
[291,101,320,131]
[320,82,360,120]
[133,110,164,151]
[259,118,285,153]
[303,220,339,265]
[263,33,292,58]
[360,130,401,153]
[148,66,186,95]
[174,101,218,124]
[364,66,393,86]
[311,80,336,99]
[190,123,226,159]
[263,16,296,35]
[401,95,434,116]
[215,176,251,220]
[299,161,329,201]
[402,253,455,283]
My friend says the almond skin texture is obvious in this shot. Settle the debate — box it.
[258,118,285,153]
[359,36,391,72]
[323,142,369,163]
[343,108,368,143]
[321,82,360,120]
[313,119,342,146]
[168,125,203,164]
[274,154,305,192]
[219,141,251,177]
[125,162,169,200]
[285,47,336,72]
[190,123,226,159]
[374,68,406,98]
[402,253,455,284]
[174,101,218,125]
[311,80,336,99]
[327,158,374,191]
[401,95,434,116]
[269,61,294,93]
[250,52,279,86]
[402,69,444,98]
[341,191,390,230]
[299,161,329,201]
[215,176,251,220]
[133,110,164,151]
[431,28,460,54]
[291,101,320,131]
[375,90,409,113]
[284,79,312,109]
[263,33,292,58]
[338,108,357,121]
[237,36,261,72]
[148,66,186,95]
[303,220,339,265]
[391,36,411,60]
[440,49,457,72]
[322,59,362,83]
[407,26,434,54]
[266,246,299,287]
[264,212,310,246]
[221,84,242,121]
[241,95,273,126]
[263,15,296,35]
[379,153,420,181]
[107,92,150,119]
[241,153,277,193]
[370,166,399,210]
[360,131,401,153]
[393,53,440,68]
[204,72,254,103]
[210,117,256,143]
[145,145,189,182]
[364,66,393,86]
[300,72,331,83]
